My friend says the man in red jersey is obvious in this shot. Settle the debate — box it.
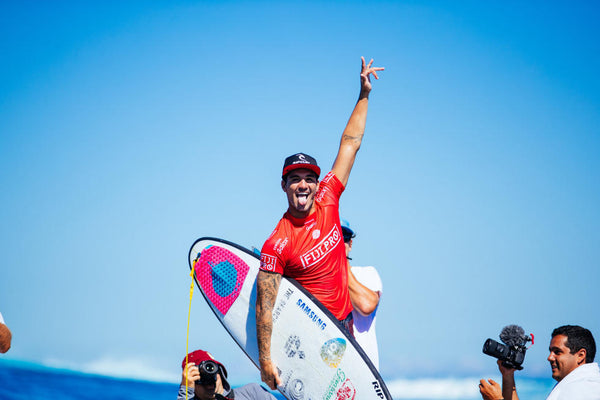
[256,56,384,390]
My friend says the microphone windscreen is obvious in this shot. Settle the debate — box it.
[500,325,526,347]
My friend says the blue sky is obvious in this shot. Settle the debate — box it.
[1,0,599,390]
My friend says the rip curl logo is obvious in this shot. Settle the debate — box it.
[321,171,334,183]
[277,237,288,254]
[312,229,320,239]
[291,153,311,166]
[299,226,341,268]
[372,381,385,399]
[284,335,305,359]
[320,338,347,368]
[260,254,277,271]
[296,298,327,330]
[315,185,328,202]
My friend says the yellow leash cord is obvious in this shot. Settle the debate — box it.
[185,267,195,400]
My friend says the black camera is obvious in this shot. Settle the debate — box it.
[482,325,533,370]
[197,360,220,385]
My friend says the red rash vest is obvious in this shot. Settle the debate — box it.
[260,172,353,320]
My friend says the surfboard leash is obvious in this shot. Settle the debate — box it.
[185,266,196,400]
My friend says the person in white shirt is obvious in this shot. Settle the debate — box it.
[479,325,600,400]
[341,219,383,370]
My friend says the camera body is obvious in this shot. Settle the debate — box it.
[482,338,527,370]
[197,360,220,385]
[482,325,532,370]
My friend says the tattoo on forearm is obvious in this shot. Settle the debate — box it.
[256,272,281,360]
[342,133,364,143]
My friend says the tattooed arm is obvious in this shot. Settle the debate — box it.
[331,57,384,187]
[256,270,283,390]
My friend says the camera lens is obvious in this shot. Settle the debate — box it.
[197,361,219,386]
[483,338,510,359]
[202,361,217,373]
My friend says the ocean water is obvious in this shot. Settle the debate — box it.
[0,361,178,400]
[0,361,285,400]
[0,360,556,400]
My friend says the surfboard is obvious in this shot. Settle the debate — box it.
[188,237,392,400]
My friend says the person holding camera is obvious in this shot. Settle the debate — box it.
[479,325,600,400]
[179,349,276,400]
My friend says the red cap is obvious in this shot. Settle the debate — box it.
[282,153,321,179]
[181,349,228,378]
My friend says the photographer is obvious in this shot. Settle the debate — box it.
[479,325,600,400]
[178,349,276,400]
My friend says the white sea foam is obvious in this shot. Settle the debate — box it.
[386,377,481,399]
[43,356,179,383]
[82,356,180,382]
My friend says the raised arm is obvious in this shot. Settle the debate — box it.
[479,361,519,400]
[498,361,519,400]
[256,270,283,390]
[348,266,380,316]
[331,57,384,187]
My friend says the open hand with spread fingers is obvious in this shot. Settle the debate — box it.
[360,56,385,95]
